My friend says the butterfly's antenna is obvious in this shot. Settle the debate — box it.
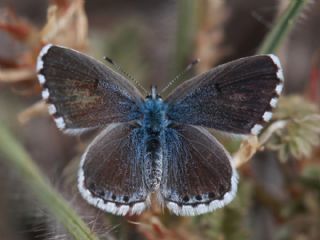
[104,56,148,95]
[160,58,200,94]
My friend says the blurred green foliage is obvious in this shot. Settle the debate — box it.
[267,96,320,161]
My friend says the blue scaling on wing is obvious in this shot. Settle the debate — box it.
[78,123,149,216]
[37,44,144,134]
[159,124,238,216]
[165,55,284,135]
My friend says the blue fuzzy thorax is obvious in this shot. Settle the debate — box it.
[141,97,168,136]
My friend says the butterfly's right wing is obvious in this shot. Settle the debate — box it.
[37,45,144,134]
[160,124,238,216]
[78,123,149,215]
[165,55,283,135]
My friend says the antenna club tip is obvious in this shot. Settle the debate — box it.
[192,58,200,65]
[104,56,114,64]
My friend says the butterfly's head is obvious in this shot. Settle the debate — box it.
[145,85,162,101]
[144,86,166,112]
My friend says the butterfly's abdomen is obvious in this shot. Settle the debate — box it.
[144,136,162,191]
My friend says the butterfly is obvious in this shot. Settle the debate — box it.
[36,44,284,216]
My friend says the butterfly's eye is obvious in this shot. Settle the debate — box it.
[145,95,152,99]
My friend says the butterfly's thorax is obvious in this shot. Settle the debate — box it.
[141,96,168,191]
[142,97,168,134]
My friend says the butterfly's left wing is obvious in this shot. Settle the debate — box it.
[78,123,149,215]
[37,45,144,134]
[166,55,284,135]
[159,124,238,216]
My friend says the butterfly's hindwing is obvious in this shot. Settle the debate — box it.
[160,124,238,216]
[78,123,149,215]
[37,45,143,134]
[166,55,284,135]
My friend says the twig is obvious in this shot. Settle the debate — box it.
[258,0,309,54]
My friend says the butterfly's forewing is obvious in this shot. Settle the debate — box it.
[160,125,238,216]
[78,123,149,215]
[37,45,143,134]
[166,55,284,135]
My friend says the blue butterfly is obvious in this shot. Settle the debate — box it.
[37,44,283,216]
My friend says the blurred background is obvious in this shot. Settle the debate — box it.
[0,0,320,239]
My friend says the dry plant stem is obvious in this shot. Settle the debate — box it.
[0,123,99,240]
[18,100,48,124]
[234,121,288,167]
[258,0,309,54]
[233,136,259,168]
[42,1,81,41]
[0,68,35,82]
[259,120,288,146]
